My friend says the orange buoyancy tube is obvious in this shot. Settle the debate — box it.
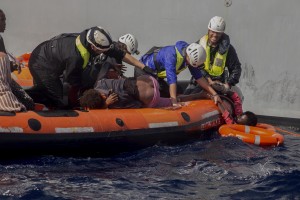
[256,123,276,131]
[218,123,284,146]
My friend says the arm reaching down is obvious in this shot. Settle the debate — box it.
[195,77,222,104]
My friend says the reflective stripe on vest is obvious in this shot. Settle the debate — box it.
[157,47,187,78]
[199,35,228,77]
[75,36,90,69]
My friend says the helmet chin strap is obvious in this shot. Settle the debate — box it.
[91,44,107,55]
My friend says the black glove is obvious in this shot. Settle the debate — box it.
[142,66,157,78]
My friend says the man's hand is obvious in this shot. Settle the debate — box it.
[163,104,183,110]
[211,94,222,105]
[106,91,118,106]
[113,63,126,76]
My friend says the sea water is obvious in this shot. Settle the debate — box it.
[0,125,299,200]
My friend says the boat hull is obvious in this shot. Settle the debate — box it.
[0,100,222,157]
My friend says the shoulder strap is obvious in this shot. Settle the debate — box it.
[49,33,79,41]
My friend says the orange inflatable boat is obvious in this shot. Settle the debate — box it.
[6,53,226,157]
[0,99,223,157]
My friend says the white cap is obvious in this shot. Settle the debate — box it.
[208,16,226,33]
[86,26,113,51]
[118,33,139,55]
[186,43,206,67]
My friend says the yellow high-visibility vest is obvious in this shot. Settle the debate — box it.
[199,35,228,77]
[75,36,90,69]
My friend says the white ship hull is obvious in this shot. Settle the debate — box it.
[2,0,299,118]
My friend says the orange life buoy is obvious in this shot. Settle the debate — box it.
[218,123,284,146]
[255,123,276,131]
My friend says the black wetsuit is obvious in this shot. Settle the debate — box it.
[28,30,125,108]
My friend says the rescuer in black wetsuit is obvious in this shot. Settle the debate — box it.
[28,26,154,109]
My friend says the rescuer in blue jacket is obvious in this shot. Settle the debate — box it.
[134,41,221,106]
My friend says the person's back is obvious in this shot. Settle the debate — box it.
[136,75,154,106]
[30,34,80,74]
[28,31,87,108]
[138,41,189,81]
[80,75,172,109]
[136,75,172,108]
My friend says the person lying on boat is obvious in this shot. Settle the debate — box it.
[0,9,35,112]
[177,91,257,126]
[134,41,222,107]
[28,26,155,109]
[79,75,172,109]
[69,35,139,108]
[184,16,243,117]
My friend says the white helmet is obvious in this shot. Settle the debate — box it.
[86,26,113,51]
[208,16,226,33]
[118,33,139,55]
[186,43,206,68]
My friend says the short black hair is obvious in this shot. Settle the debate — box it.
[79,89,104,109]
[244,111,258,126]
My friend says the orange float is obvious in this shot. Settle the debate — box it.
[17,52,31,65]
[256,123,276,131]
[218,123,284,146]
[11,52,33,87]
